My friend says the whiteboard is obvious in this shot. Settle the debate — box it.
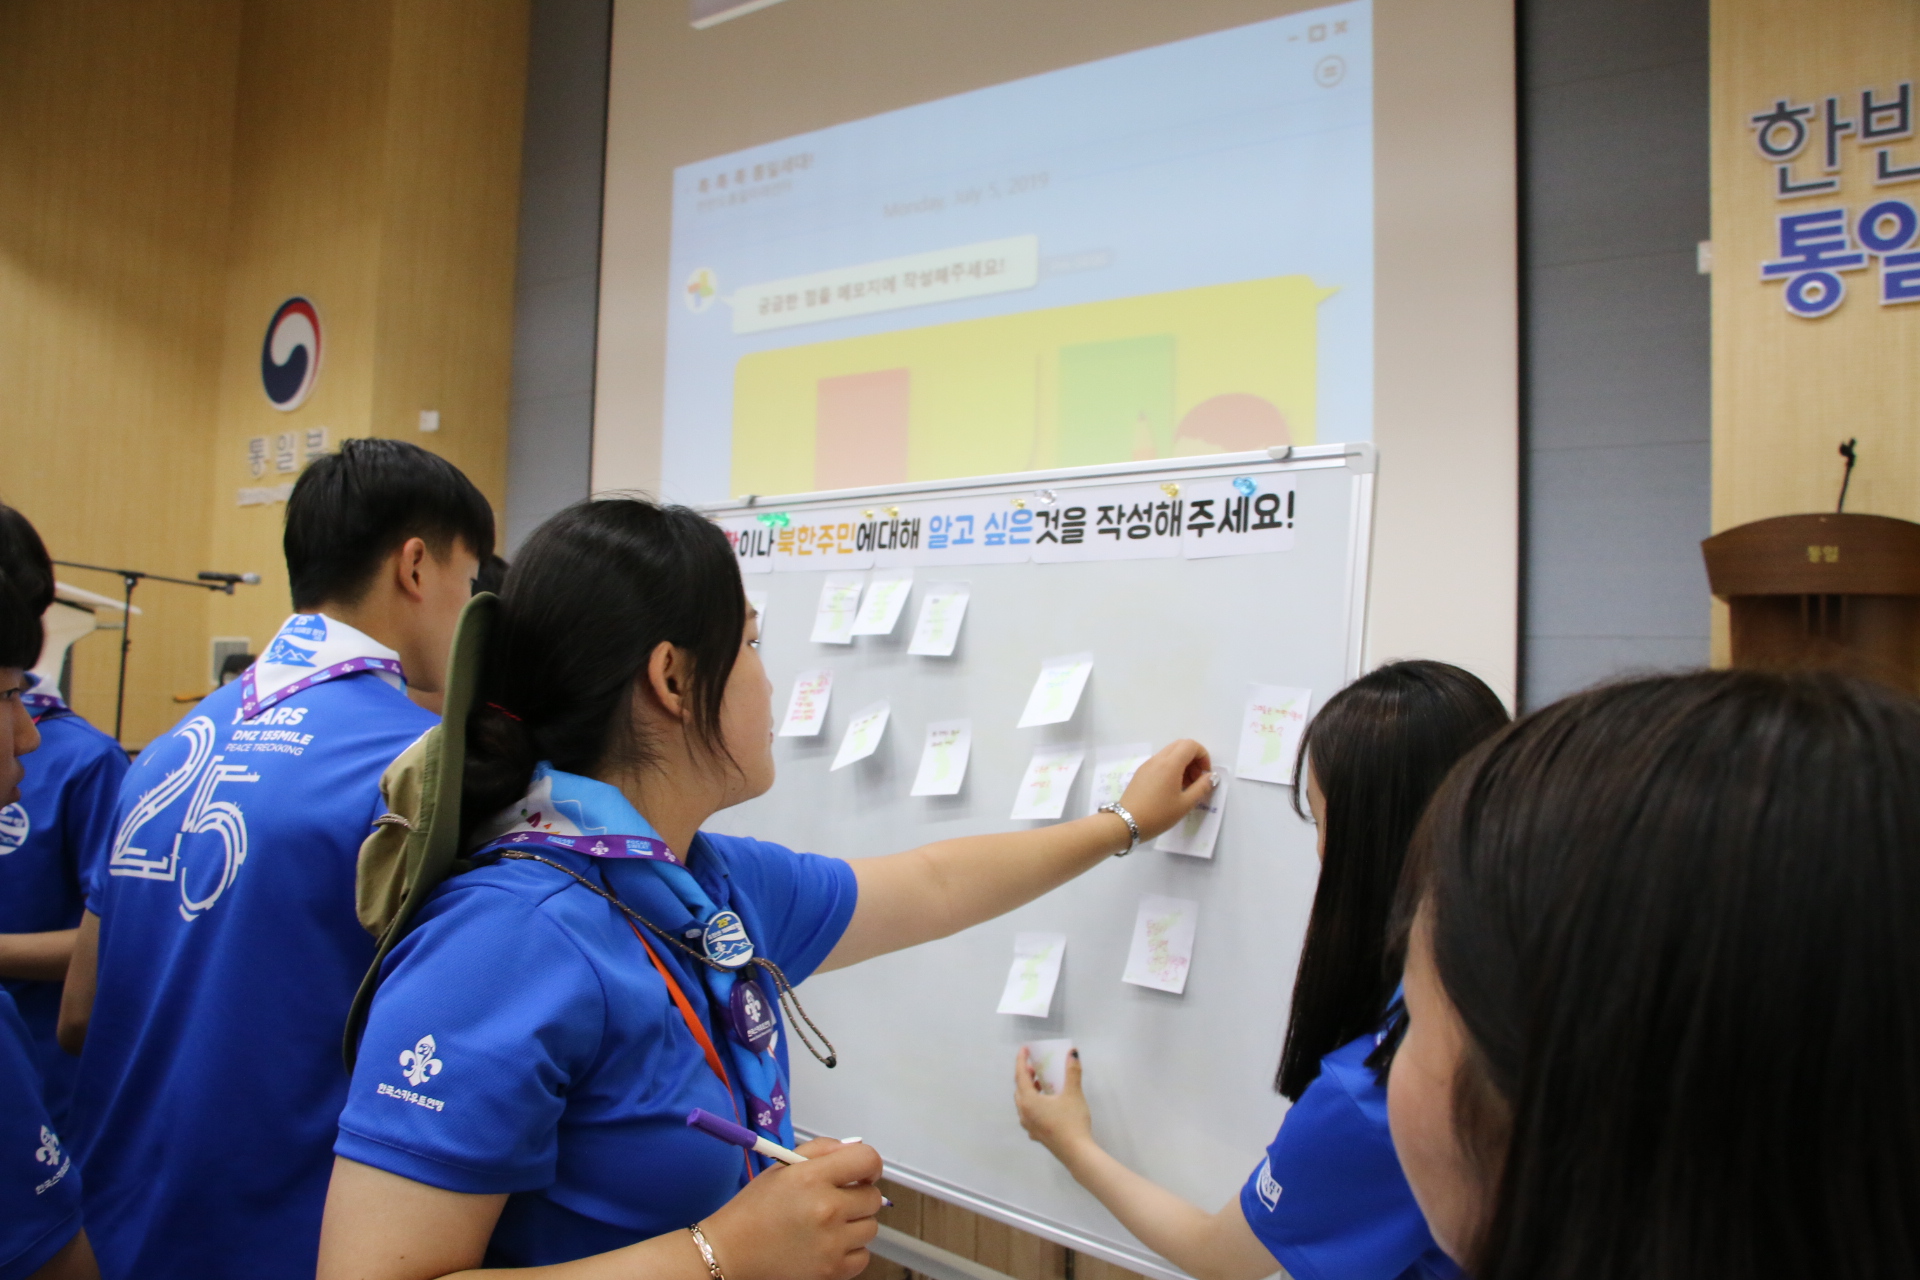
[703,444,1375,1280]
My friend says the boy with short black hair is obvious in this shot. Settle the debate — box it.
[65,439,492,1280]
[0,540,97,1280]
[0,506,127,1135]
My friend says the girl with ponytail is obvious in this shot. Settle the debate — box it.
[319,496,1216,1280]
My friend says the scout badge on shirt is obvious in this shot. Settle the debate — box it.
[703,910,754,969]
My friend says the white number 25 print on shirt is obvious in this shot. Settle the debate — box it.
[108,716,260,922]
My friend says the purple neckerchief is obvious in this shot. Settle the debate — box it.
[472,830,681,867]
[23,689,68,721]
[237,656,405,719]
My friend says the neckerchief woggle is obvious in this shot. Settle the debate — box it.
[471,764,795,1156]
[22,673,72,723]
[239,613,406,719]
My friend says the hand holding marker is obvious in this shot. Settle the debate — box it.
[687,1109,894,1207]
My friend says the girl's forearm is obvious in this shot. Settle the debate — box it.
[1047,1138,1264,1280]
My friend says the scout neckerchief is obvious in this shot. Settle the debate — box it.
[239,614,406,719]
[469,765,830,1159]
[22,673,73,724]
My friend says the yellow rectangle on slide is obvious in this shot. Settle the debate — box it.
[730,275,1336,498]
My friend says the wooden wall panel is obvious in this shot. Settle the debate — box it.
[0,0,240,743]
[1710,0,1920,660]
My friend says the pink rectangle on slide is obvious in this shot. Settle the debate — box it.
[816,368,909,490]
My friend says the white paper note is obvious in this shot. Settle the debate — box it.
[1157,773,1230,859]
[910,719,973,796]
[906,584,970,656]
[1017,653,1094,728]
[1121,894,1199,994]
[996,932,1067,1017]
[850,573,913,635]
[1010,748,1086,820]
[831,701,890,770]
[1235,684,1313,784]
[1086,742,1153,815]
[746,591,769,635]
[810,575,866,645]
[778,670,833,737]
[1023,1038,1075,1096]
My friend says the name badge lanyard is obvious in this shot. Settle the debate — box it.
[474,834,836,1152]
[238,655,405,720]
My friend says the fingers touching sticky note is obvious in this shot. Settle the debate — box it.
[1023,1039,1074,1095]
[1157,772,1231,859]
[997,932,1066,1017]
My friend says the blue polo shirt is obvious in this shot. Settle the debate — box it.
[69,652,434,1280]
[0,989,82,1280]
[335,832,857,1266]
[0,693,126,1133]
[1240,1019,1462,1280]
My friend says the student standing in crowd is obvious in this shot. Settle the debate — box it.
[60,441,492,1280]
[1014,661,1508,1280]
[315,497,1217,1279]
[0,509,126,1135]
[1389,670,1920,1279]
[0,535,97,1280]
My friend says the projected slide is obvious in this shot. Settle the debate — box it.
[662,0,1371,502]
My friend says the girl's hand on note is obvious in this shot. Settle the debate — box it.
[1014,1046,1095,1158]
[700,1139,883,1280]
[1118,740,1215,841]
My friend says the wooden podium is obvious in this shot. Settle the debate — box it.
[1702,513,1920,691]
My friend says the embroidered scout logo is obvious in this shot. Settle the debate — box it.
[1255,1158,1283,1211]
[400,1035,444,1087]
[0,803,28,854]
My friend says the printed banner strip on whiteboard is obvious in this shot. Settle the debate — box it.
[714,454,1328,574]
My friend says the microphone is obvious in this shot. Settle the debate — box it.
[197,571,262,592]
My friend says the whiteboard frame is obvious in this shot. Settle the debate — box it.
[705,443,1378,1280]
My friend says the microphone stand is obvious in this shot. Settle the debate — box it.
[51,561,254,747]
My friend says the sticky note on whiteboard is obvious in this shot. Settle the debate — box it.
[1236,684,1312,784]
[778,669,833,737]
[1086,743,1152,815]
[910,719,972,796]
[850,573,912,635]
[996,932,1066,1017]
[1010,748,1085,820]
[810,575,865,645]
[1017,653,1093,728]
[907,584,970,656]
[831,701,890,770]
[1121,894,1198,995]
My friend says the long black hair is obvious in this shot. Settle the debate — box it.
[1402,670,1920,1279]
[0,504,53,670]
[1274,659,1507,1100]
[459,497,746,844]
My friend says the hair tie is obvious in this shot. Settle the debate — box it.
[487,701,523,722]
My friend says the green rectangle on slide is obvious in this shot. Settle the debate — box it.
[1057,334,1175,467]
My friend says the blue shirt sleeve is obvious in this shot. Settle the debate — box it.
[1238,1037,1457,1280]
[334,884,608,1195]
[0,992,81,1280]
[64,730,128,912]
[704,835,858,984]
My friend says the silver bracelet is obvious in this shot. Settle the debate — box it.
[1097,802,1140,856]
[688,1222,724,1280]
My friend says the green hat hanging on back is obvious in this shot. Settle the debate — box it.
[342,590,496,1071]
